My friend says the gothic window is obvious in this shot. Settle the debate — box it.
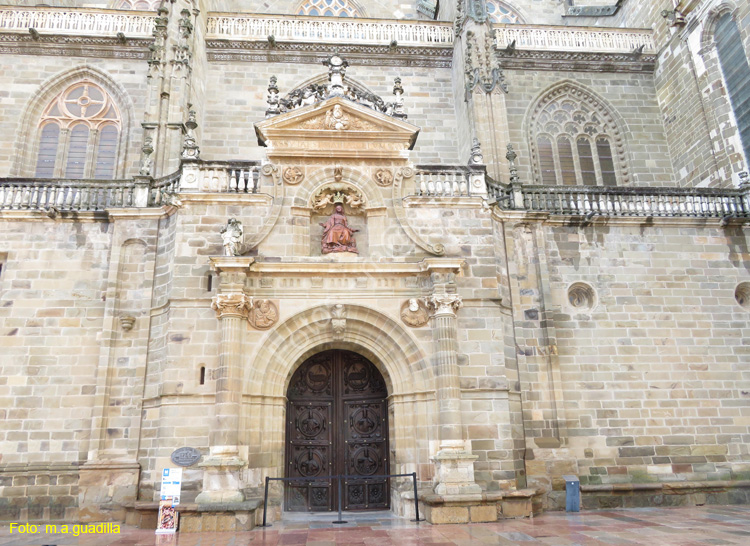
[714,13,750,165]
[34,82,121,179]
[297,0,362,17]
[529,85,628,186]
[116,0,160,9]
[486,0,522,24]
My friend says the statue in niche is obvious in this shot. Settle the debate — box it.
[320,202,358,254]
[220,218,243,256]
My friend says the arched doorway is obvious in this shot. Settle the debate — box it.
[285,349,389,512]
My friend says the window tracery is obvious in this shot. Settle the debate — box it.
[116,0,161,10]
[35,81,121,179]
[486,0,522,24]
[529,84,627,186]
[297,0,362,17]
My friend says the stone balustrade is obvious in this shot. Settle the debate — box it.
[413,168,473,197]
[0,171,181,212]
[0,178,136,212]
[206,14,454,46]
[180,161,262,194]
[0,7,155,37]
[491,182,750,219]
[494,24,655,54]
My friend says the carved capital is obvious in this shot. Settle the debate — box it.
[212,293,252,320]
[428,294,463,317]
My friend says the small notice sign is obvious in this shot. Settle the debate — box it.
[155,468,182,534]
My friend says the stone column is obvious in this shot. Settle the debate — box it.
[428,289,482,496]
[196,277,251,503]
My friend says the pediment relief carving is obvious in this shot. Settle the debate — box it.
[254,97,419,160]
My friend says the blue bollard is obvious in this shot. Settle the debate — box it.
[563,475,580,512]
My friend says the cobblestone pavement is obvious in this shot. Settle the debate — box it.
[2,506,750,546]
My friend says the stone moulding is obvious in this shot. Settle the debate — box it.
[205,41,452,68]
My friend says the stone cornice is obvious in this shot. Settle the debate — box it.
[491,208,750,228]
[209,257,464,277]
[0,33,151,59]
[206,40,452,68]
[498,50,656,73]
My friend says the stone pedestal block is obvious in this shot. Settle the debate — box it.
[432,448,482,496]
[195,457,245,504]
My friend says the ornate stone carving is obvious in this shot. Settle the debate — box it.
[374,168,394,187]
[312,185,365,215]
[325,104,350,130]
[465,29,507,100]
[323,54,348,96]
[119,314,136,331]
[428,294,463,317]
[330,304,346,339]
[400,298,429,327]
[248,299,279,329]
[181,109,200,159]
[139,137,154,176]
[265,76,281,118]
[220,218,243,256]
[320,203,358,254]
[387,77,407,120]
[469,138,484,164]
[283,166,304,185]
[568,283,595,310]
[212,293,252,319]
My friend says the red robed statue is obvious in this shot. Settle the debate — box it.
[320,203,358,254]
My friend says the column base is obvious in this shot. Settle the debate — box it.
[196,456,245,504]
[431,448,483,496]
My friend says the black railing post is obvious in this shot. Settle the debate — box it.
[411,472,421,523]
[262,476,270,527]
[333,475,347,524]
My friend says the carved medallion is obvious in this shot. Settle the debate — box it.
[248,299,278,329]
[400,298,430,327]
[374,168,394,187]
[283,166,304,185]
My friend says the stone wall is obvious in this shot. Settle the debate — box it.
[0,55,149,179]
[502,69,675,187]
[200,62,461,165]
[500,216,750,508]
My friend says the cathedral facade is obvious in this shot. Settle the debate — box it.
[1,0,750,528]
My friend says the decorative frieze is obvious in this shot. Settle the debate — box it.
[0,7,155,37]
[494,25,655,55]
[206,15,454,47]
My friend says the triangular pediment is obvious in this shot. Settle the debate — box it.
[254,97,420,160]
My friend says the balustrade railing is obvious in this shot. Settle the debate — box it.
[494,184,750,219]
[494,24,655,54]
[206,14,454,46]
[413,167,472,197]
[181,161,262,194]
[0,7,155,37]
[0,178,136,212]
[148,170,182,206]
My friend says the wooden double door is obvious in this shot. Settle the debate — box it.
[285,350,389,511]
